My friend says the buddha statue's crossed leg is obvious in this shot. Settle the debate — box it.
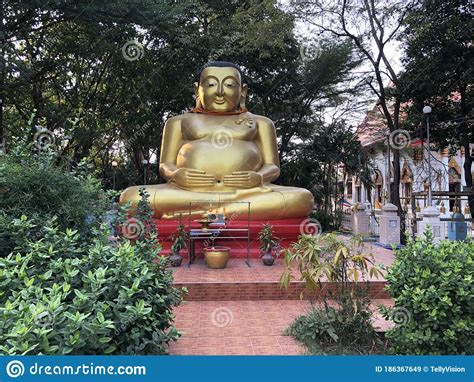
[121,183,313,220]
[156,184,313,220]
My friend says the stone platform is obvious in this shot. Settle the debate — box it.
[169,242,395,355]
[171,242,394,301]
[172,258,391,301]
[155,217,312,258]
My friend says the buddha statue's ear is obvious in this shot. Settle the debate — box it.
[193,82,202,109]
[240,83,248,109]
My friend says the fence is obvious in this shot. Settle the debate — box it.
[339,208,380,238]
[341,210,353,231]
[369,209,381,237]
[338,191,473,241]
[408,191,473,239]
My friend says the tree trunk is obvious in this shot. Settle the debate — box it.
[463,142,473,218]
[459,83,473,218]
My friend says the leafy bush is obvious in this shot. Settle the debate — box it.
[310,210,341,232]
[0,145,108,256]
[281,234,384,354]
[286,290,382,354]
[381,230,474,354]
[0,216,182,355]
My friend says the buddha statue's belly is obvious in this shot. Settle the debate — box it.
[177,139,262,177]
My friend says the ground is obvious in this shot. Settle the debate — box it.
[170,242,395,355]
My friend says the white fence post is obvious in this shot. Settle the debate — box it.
[379,203,400,246]
[417,206,445,244]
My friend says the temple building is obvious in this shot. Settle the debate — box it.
[341,103,472,216]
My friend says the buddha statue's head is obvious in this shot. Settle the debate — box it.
[194,61,248,112]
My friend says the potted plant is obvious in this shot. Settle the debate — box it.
[169,224,187,267]
[258,223,281,266]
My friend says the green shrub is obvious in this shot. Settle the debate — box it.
[310,210,332,232]
[310,210,341,232]
[381,230,474,354]
[281,234,384,354]
[0,216,183,355]
[286,290,382,355]
[0,146,108,256]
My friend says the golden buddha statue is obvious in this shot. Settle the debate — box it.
[120,61,314,220]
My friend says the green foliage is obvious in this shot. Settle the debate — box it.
[0,216,183,355]
[171,224,187,255]
[113,188,157,242]
[3,0,365,195]
[398,0,473,215]
[310,210,342,232]
[399,0,473,142]
[381,230,474,355]
[281,121,368,213]
[281,233,384,354]
[286,290,383,355]
[311,210,332,232]
[0,143,108,256]
[257,223,280,253]
[281,233,383,290]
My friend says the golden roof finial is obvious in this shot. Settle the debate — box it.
[453,198,460,214]
[440,201,446,214]
[415,201,421,212]
[464,204,471,215]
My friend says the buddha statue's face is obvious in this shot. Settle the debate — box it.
[194,66,247,112]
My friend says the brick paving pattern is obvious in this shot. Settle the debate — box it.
[170,299,394,355]
[169,241,395,355]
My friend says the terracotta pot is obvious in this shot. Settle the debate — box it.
[203,246,230,269]
[261,251,275,266]
[169,252,183,267]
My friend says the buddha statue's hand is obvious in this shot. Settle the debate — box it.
[223,171,263,189]
[172,167,215,188]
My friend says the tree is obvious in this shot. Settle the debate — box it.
[3,0,369,209]
[2,0,307,185]
[398,0,473,216]
[288,0,415,223]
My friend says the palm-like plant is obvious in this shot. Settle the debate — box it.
[258,224,281,266]
[280,233,383,293]
[258,224,280,253]
[169,224,187,267]
[171,224,187,254]
[281,233,385,354]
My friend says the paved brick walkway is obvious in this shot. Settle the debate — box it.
[170,299,393,355]
[169,241,395,355]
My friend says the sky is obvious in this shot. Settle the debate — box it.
[278,0,405,127]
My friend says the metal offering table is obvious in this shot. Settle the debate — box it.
[187,201,251,267]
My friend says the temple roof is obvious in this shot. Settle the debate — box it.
[356,104,388,147]
[356,99,412,148]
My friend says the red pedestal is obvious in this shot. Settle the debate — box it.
[154,218,307,258]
